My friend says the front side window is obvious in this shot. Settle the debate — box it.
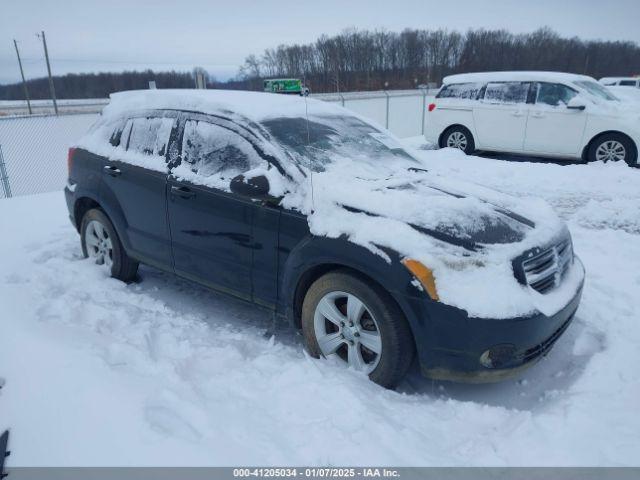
[619,80,637,86]
[178,119,263,183]
[483,82,530,104]
[535,83,578,106]
[436,83,483,100]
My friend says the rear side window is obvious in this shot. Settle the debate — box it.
[619,80,637,86]
[535,83,578,106]
[177,119,263,187]
[482,82,530,104]
[436,83,483,100]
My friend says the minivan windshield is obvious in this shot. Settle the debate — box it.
[574,80,619,101]
[261,115,416,172]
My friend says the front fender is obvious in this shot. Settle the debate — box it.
[279,234,433,340]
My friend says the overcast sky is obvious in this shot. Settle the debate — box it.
[1,0,639,85]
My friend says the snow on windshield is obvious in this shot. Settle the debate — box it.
[261,115,414,172]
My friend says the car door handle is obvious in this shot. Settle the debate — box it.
[531,112,545,118]
[103,165,121,177]
[511,111,525,117]
[171,185,196,199]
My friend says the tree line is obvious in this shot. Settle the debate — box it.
[239,27,640,92]
[1,27,639,99]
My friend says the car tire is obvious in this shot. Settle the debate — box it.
[588,133,637,167]
[440,126,476,154]
[301,270,415,389]
[80,208,139,282]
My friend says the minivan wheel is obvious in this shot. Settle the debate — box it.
[301,271,415,389]
[588,133,637,167]
[80,208,139,282]
[440,126,475,154]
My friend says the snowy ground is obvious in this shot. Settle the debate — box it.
[1,143,640,466]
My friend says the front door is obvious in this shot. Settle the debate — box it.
[472,81,531,152]
[524,82,587,156]
[167,116,271,301]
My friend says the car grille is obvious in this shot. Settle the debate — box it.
[521,238,573,294]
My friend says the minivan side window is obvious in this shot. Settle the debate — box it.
[535,83,578,106]
[482,82,530,104]
[436,83,483,100]
[619,80,637,86]
[180,119,262,182]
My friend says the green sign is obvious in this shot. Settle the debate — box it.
[264,78,302,94]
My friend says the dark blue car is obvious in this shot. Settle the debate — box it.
[65,90,585,388]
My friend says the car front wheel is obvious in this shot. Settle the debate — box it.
[80,208,139,282]
[302,271,415,389]
[588,133,637,167]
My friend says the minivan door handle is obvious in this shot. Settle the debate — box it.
[103,165,121,177]
[511,110,525,117]
[171,185,196,199]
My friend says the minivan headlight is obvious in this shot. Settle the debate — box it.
[402,259,439,301]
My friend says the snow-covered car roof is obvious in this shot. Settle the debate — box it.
[104,89,340,122]
[442,71,594,85]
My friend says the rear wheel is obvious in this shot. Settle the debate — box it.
[80,208,138,282]
[302,271,415,389]
[440,126,475,154]
[588,133,637,167]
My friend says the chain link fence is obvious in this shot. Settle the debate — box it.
[0,113,98,198]
[0,89,436,199]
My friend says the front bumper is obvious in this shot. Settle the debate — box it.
[396,258,585,383]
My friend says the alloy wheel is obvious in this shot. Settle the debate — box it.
[313,291,382,373]
[595,140,626,162]
[84,220,113,268]
[446,131,467,150]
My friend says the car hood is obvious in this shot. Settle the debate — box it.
[338,173,536,250]
[301,160,565,258]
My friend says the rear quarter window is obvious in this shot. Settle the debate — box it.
[436,83,484,100]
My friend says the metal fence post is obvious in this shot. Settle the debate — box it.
[421,89,427,135]
[0,145,12,198]
[384,90,390,129]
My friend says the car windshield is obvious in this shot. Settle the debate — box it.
[260,115,416,172]
[574,80,619,101]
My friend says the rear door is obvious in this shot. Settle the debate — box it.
[99,113,175,269]
[524,82,586,156]
[167,115,277,302]
[472,81,531,152]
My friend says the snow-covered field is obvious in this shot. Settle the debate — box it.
[1,143,639,466]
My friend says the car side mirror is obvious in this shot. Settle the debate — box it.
[567,97,586,111]
[230,174,272,200]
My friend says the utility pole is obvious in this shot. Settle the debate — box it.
[13,39,32,115]
[38,30,58,115]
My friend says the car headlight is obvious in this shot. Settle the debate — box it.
[402,259,439,301]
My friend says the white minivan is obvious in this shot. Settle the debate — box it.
[424,71,640,166]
